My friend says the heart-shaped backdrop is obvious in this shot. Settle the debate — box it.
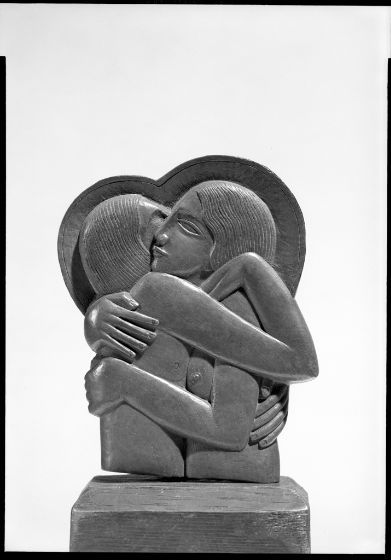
[58,155,306,313]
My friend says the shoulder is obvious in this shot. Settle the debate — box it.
[131,273,201,304]
[135,272,195,291]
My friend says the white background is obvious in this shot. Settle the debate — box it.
[2,4,388,553]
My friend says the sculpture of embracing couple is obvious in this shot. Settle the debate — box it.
[58,156,318,483]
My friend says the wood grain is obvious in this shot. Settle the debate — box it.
[70,475,310,553]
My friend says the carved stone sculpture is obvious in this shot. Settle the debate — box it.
[59,155,318,552]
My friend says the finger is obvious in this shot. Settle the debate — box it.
[255,385,288,417]
[253,391,289,430]
[249,406,288,444]
[259,378,274,400]
[108,292,139,310]
[89,355,102,369]
[104,323,148,354]
[111,304,159,329]
[112,316,157,344]
[85,382,101,406]
[100,345,135,362]
[99,335,136,361]
[84,365,100,382]
[258,418,287,449]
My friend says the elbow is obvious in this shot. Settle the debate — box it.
[294,351,319,381]
[304,345,319,379]
[287,334,319,382]
[308,355,319,379]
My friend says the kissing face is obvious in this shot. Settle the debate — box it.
[137,198,169,255]
[151,189,213,284]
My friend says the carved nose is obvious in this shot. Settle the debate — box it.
[156,233,169,246]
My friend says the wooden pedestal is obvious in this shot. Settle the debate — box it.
[70,475,310,553]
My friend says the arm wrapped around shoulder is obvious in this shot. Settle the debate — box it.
[131,268,318,384]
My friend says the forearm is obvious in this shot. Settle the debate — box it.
[110,359,255,451]
[243,255,318,380]
[132,273,316,383]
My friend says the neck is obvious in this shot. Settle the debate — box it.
[186,267,214,287]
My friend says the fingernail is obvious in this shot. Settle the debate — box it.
[152,319,159,326]
[125,295,138,306]
[260,387,271,398]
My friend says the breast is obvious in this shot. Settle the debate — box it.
[135,332,190,386]
[129,277,190,386]
[186,289,262,401]
[186,349,214,401]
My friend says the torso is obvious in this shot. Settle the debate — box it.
[134,331,190,386]
[186,288,263,400]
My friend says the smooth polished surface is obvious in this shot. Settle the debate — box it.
[70,475,310,553]
[58,157,318,483]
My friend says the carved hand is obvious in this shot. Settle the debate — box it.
[84,291,159,362]
[249,384,289,448]
[84,358,125,416]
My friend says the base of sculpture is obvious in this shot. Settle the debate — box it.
[70,475,310,553]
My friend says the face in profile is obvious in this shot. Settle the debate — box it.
[152,179,277,283]
[152,189,213,282]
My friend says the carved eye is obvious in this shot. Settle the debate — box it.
[177,218,201,235]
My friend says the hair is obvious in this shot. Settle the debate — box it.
[79,194,164,296]
[195,180,277,271]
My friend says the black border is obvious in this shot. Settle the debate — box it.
[1,55,6,554]
[0,17,388,556]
